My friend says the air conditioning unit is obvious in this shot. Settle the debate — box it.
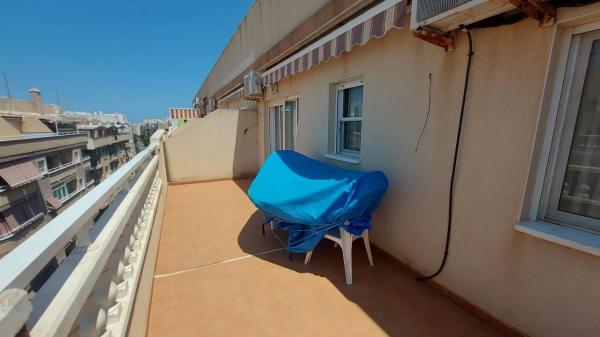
[411,0,515,33]
[243,70,263,99]
[208,98,216,112]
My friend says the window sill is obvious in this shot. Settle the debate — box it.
[515,220,600,257]
[325,153,360,164]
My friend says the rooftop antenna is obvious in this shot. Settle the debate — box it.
[1,70,13,112]
[54,89,61,134]
[55,89,62,112]
[1,70,12,99]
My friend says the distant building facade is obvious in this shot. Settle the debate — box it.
[0,88,134,255]
[0,119,90,256]
[0,88,61,116]
[169,108,204,128]
[141,119,169,139]
[77,124,133,182]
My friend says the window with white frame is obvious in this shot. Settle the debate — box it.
[52,184,69,201]
[540,29,600,233]
[336,80,363,155]
[35,157,48,174]
[73,149,81,162]
[268,98,298,153]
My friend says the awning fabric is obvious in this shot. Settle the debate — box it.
[262,0,406,86]
[219,87,244,103]
[169,108,202,119]
[0,161,42,188]
[46,195,62,209]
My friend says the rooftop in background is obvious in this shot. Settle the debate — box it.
[0,88,130,127]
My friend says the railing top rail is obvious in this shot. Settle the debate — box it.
[0,144,157,292]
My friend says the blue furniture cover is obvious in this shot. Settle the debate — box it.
[248,150,388,252]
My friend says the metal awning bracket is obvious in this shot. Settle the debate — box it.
[413,27,456,51]
[509,0,556,27]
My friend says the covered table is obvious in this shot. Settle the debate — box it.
[248,150,388,253]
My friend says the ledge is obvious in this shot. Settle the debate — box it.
[515,220,600,257]
[325,153,360,164]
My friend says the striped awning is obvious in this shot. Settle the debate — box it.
[219,87,244,103]
[46,195,62,210]
[169,108,202,119]
[262,0,406,86]
[0,161,42,188]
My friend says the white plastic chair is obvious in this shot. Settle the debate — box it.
[304,228,373,285]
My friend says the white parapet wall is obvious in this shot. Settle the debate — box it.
[0,133,164,337]
[163,108,259,183]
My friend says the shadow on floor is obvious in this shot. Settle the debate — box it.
[237,209,502,337]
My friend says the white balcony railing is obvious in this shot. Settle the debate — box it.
[0,212,45,242]
[0,132,164,337]
[45,157,90,176]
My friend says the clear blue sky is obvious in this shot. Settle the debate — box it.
[0,0,253,122]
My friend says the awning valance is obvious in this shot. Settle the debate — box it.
[262,0,406,86]
[46,195,62,210]
[0,161,42,188]
[219,87,244,103]
[170,108,202,119]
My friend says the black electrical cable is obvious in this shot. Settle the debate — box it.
[417,27,473,282]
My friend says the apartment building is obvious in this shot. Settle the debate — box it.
[0,116,90,255]
[78,124,133,182]
[1,89,135,183]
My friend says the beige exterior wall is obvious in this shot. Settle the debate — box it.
[21,117,52,133]
[0,97,60,115]
[0,134,88,162]
[163,109,258,183]
[0,117,20,137]
[195,0,330,99]
[256,15,600,337]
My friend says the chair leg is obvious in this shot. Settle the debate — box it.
[362,230,374,266]
[304,251,313,264]
[340,228,353,285]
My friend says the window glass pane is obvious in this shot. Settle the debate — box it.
[341,121,361,152]
[53,185,67,200]
[343,86,363,118]
[558,39,600,219]
[36,159,46,172]
[284,100,296,150]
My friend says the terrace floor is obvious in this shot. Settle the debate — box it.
[146,179,504,337]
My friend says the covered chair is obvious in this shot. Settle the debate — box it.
[248,150,388,284]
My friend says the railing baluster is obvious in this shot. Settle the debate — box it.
[0,289,32,337]
[0,131,165,337]
[78,294,106,337]
[76,219,94,249]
